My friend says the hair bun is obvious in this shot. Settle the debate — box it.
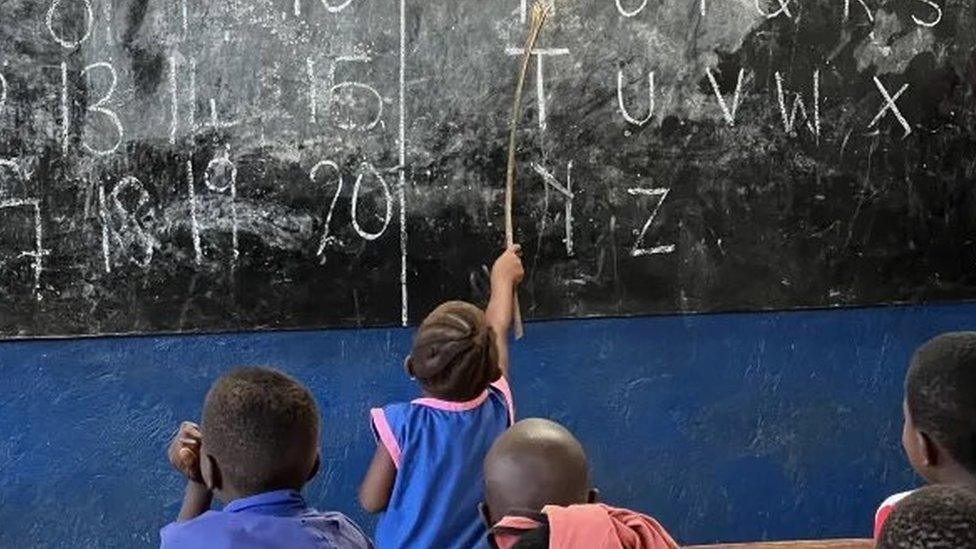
[410,301,500,400]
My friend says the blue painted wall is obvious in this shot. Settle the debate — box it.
[4,303,971,548]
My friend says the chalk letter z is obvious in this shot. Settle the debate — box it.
[628,187,674,256]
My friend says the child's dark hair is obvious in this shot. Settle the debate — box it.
[907,332,976,474]
[202,366,320,495]
[409,301,500,401]
[878,485,976,548]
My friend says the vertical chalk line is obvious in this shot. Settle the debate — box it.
[307,57,317,124]
[98,181,111,273]
[103,0,112,45]
[181,0,189,37]
[535,56,546,132]
[188,58,196,129]
[399,0,408,326]
[60,62,69,155]
[187,160,201,264]
[0,72,7,113]
[169,55,179,145]
[814,70,820,141]
[30,198,44,293]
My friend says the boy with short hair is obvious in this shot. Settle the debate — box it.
[161,366,371,549]
[482,418,677,549]
[877,484,976,548]
[874,332,976,538]
[482,418,596,528]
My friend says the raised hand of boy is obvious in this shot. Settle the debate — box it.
[168,421,203,482]
[167,421,212,522]
[486,245,525,378]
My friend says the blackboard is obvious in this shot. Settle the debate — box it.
[0,0,974,338]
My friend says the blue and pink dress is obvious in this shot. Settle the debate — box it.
[370,377,515,549]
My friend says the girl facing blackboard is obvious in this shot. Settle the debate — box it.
[358,246,524,549]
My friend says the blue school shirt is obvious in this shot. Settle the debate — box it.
[371,377,515,549]
[159,489,372,549]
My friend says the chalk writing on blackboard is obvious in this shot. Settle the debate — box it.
[532,162,574,256]
[350,162,393,242]
[311,160,344,261]
[615,0,648,19]
[911,0,942,27]
[82,62,123,156]
[46,0,93,50]
[617,69,655,126]
[627,187,674,258]
[204,149,240,265]
[0,0,969,337]
[844,0,874,23]
[0,72,7,113]
[775,71,819,139]
[705,67,747,127]
[0,159,46,295]
[755,0,792,20]
[505,47,570,132]
[870,77,912,138]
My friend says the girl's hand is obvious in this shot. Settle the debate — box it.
[168,421,204,483]
[491,245,524,288]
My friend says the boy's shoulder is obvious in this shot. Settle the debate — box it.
[874,489,916,539]
[297,509,373,548]
[160,510,233,549]
[160,507,371,549]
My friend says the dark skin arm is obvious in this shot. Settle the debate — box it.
[484,245,524,379]
[358,443,397,513]
[358,247,524,513]
[167,421,213,522]
[177,481,214,522]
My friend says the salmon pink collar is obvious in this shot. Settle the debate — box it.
[412,390,489,411]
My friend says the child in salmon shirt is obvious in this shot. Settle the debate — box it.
[358,246,524,549]
[483,418,677,549]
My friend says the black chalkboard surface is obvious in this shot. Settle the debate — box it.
[0,0,974,338]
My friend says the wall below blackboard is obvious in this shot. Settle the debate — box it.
[4,302,966,547]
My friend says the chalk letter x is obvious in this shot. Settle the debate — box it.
[869,76,912,137]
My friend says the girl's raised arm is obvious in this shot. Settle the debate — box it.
[484,245,524,379]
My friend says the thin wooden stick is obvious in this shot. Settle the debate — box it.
[505,2,550,340]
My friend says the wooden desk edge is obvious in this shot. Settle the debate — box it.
[684,539,874,549]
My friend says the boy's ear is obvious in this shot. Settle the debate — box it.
[587,488,599,504]
[308,453,321,482]
[478,502,493,528]
[201,453,222,492]
[918,431,940,468]
[404,356,416,378]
